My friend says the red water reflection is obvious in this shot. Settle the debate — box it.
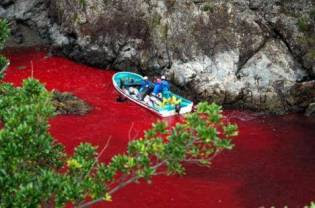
[3,48,315,207]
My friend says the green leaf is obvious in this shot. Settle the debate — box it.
[223,124,239,137]
[152,121,168,134]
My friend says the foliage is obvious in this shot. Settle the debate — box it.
[0,79,66,207]
[0,18,9,50]
[297,16,311,32]
[0,78,238,208]
[0,18,10,80]
[306,202,315,208]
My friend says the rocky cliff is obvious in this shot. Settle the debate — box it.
[1,0,314,114]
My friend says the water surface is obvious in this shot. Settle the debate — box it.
[3,48,315,207]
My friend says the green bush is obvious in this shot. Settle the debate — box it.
[0,79,65,207]
[0,18,9,50]
[0,78,238,208]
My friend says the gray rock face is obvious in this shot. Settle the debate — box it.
[1,0,314,114]
[0,0,55,46]
[305,103,315,116]
[0,0,14,7]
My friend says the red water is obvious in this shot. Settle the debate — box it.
[3,48,315,207]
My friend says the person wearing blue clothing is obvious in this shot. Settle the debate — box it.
[138,76,153,100]
[161,76,171,98]
[161,76,169,90]
[152,76,171,98]
[140,76,152,92]
[152,78,163,96]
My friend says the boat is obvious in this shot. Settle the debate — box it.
[112,72,193,117]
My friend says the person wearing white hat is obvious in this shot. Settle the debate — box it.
[161,75,170,98]
[151,75,170,97]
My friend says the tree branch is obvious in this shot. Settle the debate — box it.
[85,136,112,178]
[77,161,166,208]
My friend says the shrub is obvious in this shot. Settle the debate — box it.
[0,18,9,50]
[0,78,238,208]
[0,79,65,207]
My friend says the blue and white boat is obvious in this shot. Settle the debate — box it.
[112,72,193,117]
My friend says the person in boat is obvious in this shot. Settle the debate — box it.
[151,78,163,97]
[138,76,154,100]
[160,75,171,98]
[147,76,169,107]
[152,76,170,96]
[140,76,151,90]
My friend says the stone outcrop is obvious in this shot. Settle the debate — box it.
[0,0,49,46]
[305,103,315,116]
[0,0,314,114]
